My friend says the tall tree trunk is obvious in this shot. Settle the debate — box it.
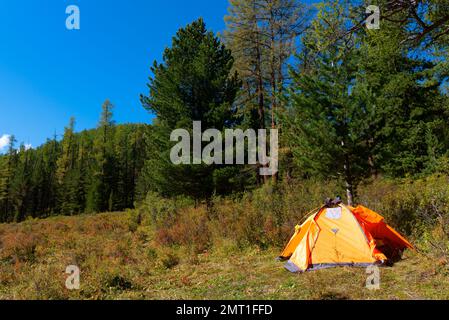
[342,140,354,206]
[367,137,378,178]
[269,7,279,184]
[344,159,354,206]
[255,41,268,184]
[270,63,278,184]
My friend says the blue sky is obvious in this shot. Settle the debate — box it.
[0,0,230,151]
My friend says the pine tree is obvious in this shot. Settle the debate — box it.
[140,18,241,199]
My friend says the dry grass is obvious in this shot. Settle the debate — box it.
[0,211,448,300]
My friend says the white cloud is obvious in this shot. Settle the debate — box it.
[0,134,11,152]
[24,144,32,151]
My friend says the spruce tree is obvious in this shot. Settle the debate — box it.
[87,99,116,212]
[283,0,364,205]
[353,21,449,177]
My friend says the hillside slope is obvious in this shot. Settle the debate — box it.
[0,212,448,300]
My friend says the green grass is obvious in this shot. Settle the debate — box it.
[0,212,448,300]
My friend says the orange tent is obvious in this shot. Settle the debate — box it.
[279,203,413,272]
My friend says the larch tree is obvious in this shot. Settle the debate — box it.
[55,117,79,214]
[224,0,309,183]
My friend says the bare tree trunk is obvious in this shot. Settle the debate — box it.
[345,179,354,207]
[368,154,378,179]
[255,40,268,184]
[342,140,354,206]
[270,56,278,184]
[344,164,354,206]
[269,6,279,184]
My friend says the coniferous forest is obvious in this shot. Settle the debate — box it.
[0,101,149,222]
[1,1,448,222]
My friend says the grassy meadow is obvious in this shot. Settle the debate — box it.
[1,176,449,300]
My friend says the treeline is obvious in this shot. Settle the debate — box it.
[0,101,149,222]
[140,0,449,203]
[1,0,449,221]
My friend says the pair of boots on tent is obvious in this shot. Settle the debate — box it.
[279,198,413,273]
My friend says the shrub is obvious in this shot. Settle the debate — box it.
[0,231,42,264]
[140,175,449,260]
[101,273,133,291]
[125,209,139,231]
[358,175,449,234]
[138,192,194,227]
[29,265,69,300]
[206,180,343,249]
[358,175,449,260]
[155,207,211,253]
[160,252,180,269]
[146,247,158,260]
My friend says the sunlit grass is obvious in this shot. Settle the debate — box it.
[0,211,447,300]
